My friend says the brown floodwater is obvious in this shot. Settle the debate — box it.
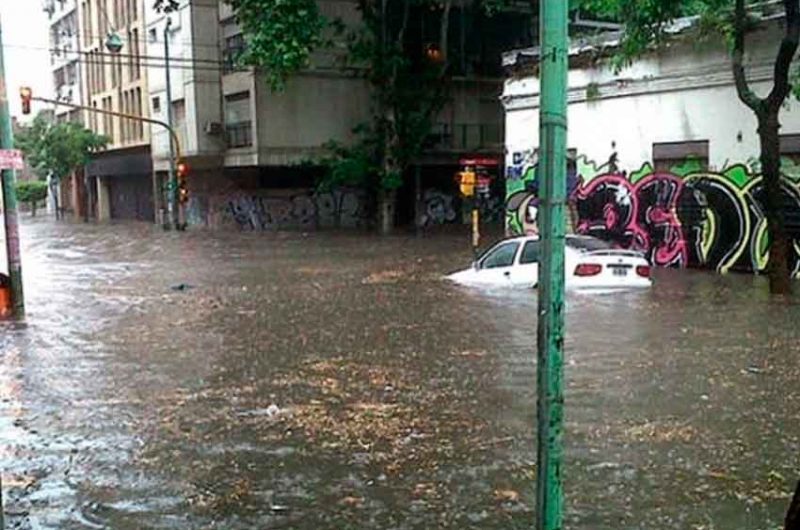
[0,217,798,529]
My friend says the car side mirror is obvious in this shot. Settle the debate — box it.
[473,261,480,270]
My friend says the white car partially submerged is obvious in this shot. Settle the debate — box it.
[447,235,652,290]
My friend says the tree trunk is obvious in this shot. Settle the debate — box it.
[378,188,396,235]
[786,481,800,530]
[53,187,60,220]
[414,165,422,236]
[759,112,792,294]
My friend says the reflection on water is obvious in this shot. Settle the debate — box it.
[1,218,798,529]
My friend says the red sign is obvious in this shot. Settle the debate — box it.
[459,157,500,167]
[0,150,24,170]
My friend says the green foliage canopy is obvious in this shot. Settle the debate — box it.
[14,181,48,205]
[15,114,108,182]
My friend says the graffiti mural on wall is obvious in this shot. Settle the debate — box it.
[506,153,800,275]
[413,188,504,227]
[225,189,368,230]
[419,190,458,227]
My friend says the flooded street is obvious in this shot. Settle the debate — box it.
[1,218,799,529]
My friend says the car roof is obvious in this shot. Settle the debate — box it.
[497,234,599,244]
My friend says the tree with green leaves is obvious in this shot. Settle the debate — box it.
[15,113,109,219]
[584,0,799,293]
[14,181,48,217]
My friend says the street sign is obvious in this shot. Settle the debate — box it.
[0,149,24,170]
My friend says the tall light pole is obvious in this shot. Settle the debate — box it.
[536,0,568,528]
[164,17,178,230]
[0,16,25,319]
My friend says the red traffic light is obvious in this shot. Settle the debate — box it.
[177,160,189,178]
[20,87,32,115]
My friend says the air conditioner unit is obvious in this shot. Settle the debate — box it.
[204,121,223,135]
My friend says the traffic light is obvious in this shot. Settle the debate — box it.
[176,160,189,203]
[459,169,476,197]
[177,160,189,179]
[20,87,32,115]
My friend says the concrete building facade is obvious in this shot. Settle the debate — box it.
[78,0,153,222]
[45,0,84,124]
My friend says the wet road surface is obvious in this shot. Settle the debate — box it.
[1,217,799,529]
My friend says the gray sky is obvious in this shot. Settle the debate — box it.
[1,1,53,121]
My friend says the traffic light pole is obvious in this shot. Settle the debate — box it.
[0,16,25,319]
[26,95,183,230]
[27,97,182,164]
[164,17,179,231]
[536,0,568,528]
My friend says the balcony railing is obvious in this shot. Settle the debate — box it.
[226,122,253,148]
[423,123,503,151]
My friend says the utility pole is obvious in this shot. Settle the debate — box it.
[536,0,568,528]
[164,17,178,231]
[0,16,25,319]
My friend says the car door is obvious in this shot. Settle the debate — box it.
[509,239,539,287]
[476,241,521,284]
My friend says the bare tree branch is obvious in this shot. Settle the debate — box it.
[732,0,764,112]
[767,0,800,112]
[397,0,411,47]
[439,0,453,64]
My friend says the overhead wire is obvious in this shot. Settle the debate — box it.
[77,29,228,50]
[35,45,225,65]
[70,53,244,74]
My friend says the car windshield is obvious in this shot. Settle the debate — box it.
[566,236,614,252]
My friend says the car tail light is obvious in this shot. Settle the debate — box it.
[636,265,651,278]
[574,263,602,276]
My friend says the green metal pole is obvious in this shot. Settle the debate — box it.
[164,17,178,231]
[0,16,25,319]
[536,0,568,528]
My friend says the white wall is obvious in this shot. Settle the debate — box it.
[502,22,800,171]
[146,0,223,167]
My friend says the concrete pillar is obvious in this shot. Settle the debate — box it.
[97,176,111,221]
[70,172,83,220]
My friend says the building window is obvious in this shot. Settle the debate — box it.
[135,87,143,140]
[224,92,252,148]
[652,140,709,173]
[127,30,134,80]
[111,53,118,87]
[121,91,128,142]
[66,63,77,85]
[98,0,108,43]
[87,51,94,95]
[131,28,141,80]
[152,96,161,113]
[223,33,246,74]
[173,98,186,125]
[102,96,113,142]
[81,2,90,47]
[54,68,66,91]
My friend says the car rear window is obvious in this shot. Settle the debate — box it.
[566,236,614,252]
